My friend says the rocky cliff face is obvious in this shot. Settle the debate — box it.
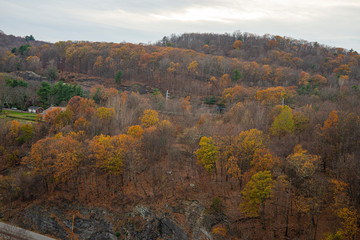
[13,71,47,82]
[19,200,221,240]
[22,204,117,240]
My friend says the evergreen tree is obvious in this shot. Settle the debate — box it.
[115,70,123,84]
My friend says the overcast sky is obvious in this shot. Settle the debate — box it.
[1,0,360,51]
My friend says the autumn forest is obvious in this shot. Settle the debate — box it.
[0,31,359,239]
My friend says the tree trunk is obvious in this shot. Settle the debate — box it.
[285,181,291,238]
[83,173,87,201]
[8,195,12,219]
[261,202,266,230]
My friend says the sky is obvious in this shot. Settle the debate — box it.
[1,0,360,51]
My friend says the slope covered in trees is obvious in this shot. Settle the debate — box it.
[0,32,49,54]
[0,31,359,239]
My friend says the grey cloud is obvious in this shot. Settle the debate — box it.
[0,0,359,51]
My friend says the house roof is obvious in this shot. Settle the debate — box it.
[42,106,66,115]
[46,106,66,111]
[28,106,43,110]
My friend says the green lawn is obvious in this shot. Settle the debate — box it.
[0,109,38,122]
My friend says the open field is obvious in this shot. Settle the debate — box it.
[0,109,38,122]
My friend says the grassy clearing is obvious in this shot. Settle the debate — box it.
[0,109,38,122]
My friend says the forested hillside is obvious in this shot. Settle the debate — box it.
[0,31,359,239]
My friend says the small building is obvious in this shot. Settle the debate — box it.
[41,106,66,116]
[28,106,44,114]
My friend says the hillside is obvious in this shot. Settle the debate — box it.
[0,32,50,53]
[0,31,359,240]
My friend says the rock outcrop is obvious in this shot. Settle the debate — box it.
[13,71,47,82]
[19,200,221,240]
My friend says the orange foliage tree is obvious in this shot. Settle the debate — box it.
[93,56,104,75]
[180,96,191,114]
[24,133,84,193]
[233,40,243,49]
[299,71,311,86]
[219,74,231,90]
[67,96,96,121]
[222,85,250,104]
[255,86,295,105]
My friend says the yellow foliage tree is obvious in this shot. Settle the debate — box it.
[167,62,180,74]
[287,145,319,178]
[112,133,142,185]
[327,179,359,240]
[293,111,310,134]
[212,225,227,237]
[223,129,266,185]
[52,134,84,183]
[327,207,358,240]
[127,125,144,139]
[141,109,159,128]
[255,86,295,105]
[89,134,124,175]
[240,170,273,229]
[195,136,219,174]
[209,76,218,89]
[16,124,34,144]
[95,107,115,121]
[219,74,231,90]
[270,105,295,137]
[187,60,199,75]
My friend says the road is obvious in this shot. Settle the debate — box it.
[0,222,56,240]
